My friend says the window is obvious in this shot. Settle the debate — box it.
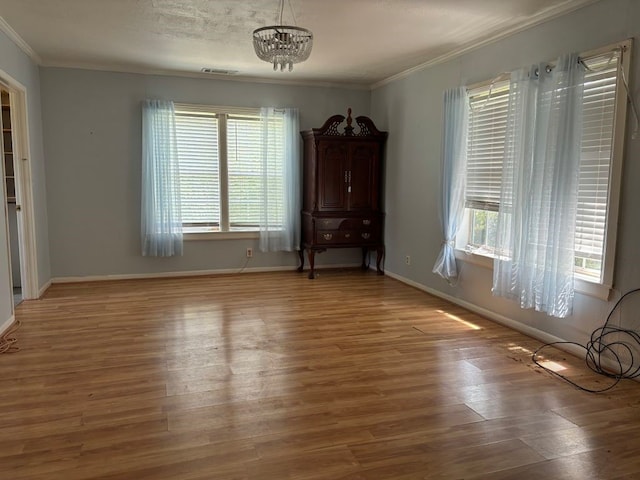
[174,104,285,233]
[460,41,631,288]
[465,80,509,257]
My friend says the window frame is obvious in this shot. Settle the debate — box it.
[174,103,271,240]
[455,39,633,300]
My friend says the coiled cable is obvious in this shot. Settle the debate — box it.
[532,288,640,393]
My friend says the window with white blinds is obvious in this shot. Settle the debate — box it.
[174,105,286,233]
[175,113,220,227]
[466,81,510,212]
[462,42,630,284]
[261,116,286,226]
[227,116,262,228]
[574,52,619,278]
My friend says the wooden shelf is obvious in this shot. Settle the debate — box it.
[3,92,13,205]
[5,175,15,200]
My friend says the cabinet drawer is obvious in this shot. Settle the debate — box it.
[315,217,379,230]
[342,217,378,229]
[356,230,378,244]
[316,230,341,244]
[316,230,379,245]
[316,218,345,230]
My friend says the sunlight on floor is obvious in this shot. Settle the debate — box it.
[436,309,482,330]
[507,343,533,355]
[537,360,568,372]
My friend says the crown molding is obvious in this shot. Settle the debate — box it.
[40,59,371,91]
[370,0,601,90]
[0,15,42,65]
[0,0,602,91]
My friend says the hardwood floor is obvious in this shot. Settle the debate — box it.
[2,269,640,479]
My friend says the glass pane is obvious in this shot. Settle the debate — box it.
[227,116,262,228]
[468,208,498,256]
[227,115,285,229]
[175,114,220,227]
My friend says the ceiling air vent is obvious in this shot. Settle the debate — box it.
[201,68,238,75]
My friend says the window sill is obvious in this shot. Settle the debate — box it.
[184,231,259,241]
[454,249,612,301]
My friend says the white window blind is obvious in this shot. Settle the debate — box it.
[227,115,262,228]
[173,104,287,233]
[465,81,510,211]
[263,115,285,226]
[462,43,628,283]
[175,113,220,227]
[575,51,619,277]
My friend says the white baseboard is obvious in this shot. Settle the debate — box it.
[51,263,361,284]
[384,270,628,375]
[37,279,51,298]
[0,315,15,336]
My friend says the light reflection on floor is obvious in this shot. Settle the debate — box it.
[436,309,482,330]
[507,343,533,355]
[537,360,568,372]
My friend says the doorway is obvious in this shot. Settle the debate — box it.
[2,89,22,305]
[0,74,37,304]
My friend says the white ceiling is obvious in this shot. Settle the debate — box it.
[0,0,599,88]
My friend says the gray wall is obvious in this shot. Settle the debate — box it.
[371,0,640,345]
[40,69,371,278]
[0,30,49,326]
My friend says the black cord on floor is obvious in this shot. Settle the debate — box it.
[532,288,640,393]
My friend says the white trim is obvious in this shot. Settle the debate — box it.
[184,231,259,241]
[371,0,601,90]
[0,16,42,65]
[384,269,627,376]
[574,276,612,301]
[0,314,15,336]
[38,279,51,298]
[386,270,577,346]
[40,60,370,91]
[0,70,40,300]
[0,148,12,318]
[600,38,633,289]
[50,263,360,284]
[454,249,493,269]
[453,249,612,301]
[174,104,260,117]
[218,114,230,232]
[12,88,38,300]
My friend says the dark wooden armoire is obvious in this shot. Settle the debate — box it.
[298,108,387,279]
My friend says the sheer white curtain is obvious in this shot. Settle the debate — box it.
[141,99,183,257]
[433,87,469,283]
[493,54,584,318]
[259,107,301,252]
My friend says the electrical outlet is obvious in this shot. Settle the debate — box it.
[246,247,253,258]
[405,255,411,265]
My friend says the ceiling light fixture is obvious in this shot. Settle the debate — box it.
[252,0,313,72]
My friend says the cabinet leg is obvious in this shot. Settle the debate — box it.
[297,248,305,272]
[307,250,316,279]
[376,246,385,275]
[361,247,369,270]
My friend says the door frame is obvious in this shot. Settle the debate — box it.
[0,69,38,301]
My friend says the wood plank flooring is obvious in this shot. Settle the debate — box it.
[2,269,640,479]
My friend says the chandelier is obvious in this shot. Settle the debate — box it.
[252,0,313,72]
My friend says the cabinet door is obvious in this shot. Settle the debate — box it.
[348,142,378,211]
[317,142,348,211]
